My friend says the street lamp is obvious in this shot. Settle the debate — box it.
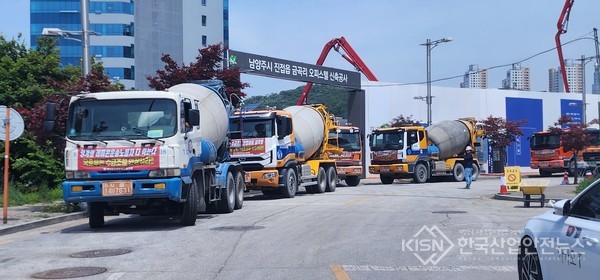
[41,0,94,77]
[419,37,452,126]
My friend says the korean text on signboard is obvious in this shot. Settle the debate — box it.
[228,50,361,89]
[230,138,266,155]
[78,147,160,172]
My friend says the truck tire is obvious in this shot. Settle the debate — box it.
[217,171,235,213]
[280,168,297,198]
[88,202,105,228]
[234,171,244,210]
[180,179,199,226]
[471,163,480,181]
[314,166,327,193]
[325,166,337,192]
[380,174,394,184]
[453,163,465,182]
[345,176,360,187]
[413,163,428,183]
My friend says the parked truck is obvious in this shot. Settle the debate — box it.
[529,129,576,176]
[368,117,483,184]
[228,104,340,198]
[328,123,363,186]
[44,82,245,228]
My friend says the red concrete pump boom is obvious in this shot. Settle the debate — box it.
[555,0,575,93]
[297,37,378,105]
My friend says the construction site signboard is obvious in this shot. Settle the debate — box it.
[228,50,361,89]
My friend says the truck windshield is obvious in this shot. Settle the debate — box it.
[329,130,361,151]
[530,133,561,150]
[229,118,275,139]
[67,99,177,140]
[370,131,403,151]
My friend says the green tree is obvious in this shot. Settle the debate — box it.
[0,35,123,193]
[479,115,526,172]
[146,43,248,106]
[548,115,591,184]
[385,114,421,127]
[243,84,349,117]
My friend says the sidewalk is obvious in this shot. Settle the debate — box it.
[493,176,580,204]
[0,202,86,236]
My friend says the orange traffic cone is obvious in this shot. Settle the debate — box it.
[561,171,570,185]
[498,176,509,195]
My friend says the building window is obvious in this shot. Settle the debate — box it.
[202,35,207,47]
[201,0,206,6]
[202,15,207,26]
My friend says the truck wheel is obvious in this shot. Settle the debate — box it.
[280,168,297,198]
[413,163,428,183]
[88,202,105,228]
[217,171,235,213]
[471,163,480,181]
[453,163,465,182]
[380,174,394,184]
[325,166,337,192]
[234,171,244,210]
[314,166,327,193]
[539,170,552,177]
[345,176,360,187]
[180,179,199,226]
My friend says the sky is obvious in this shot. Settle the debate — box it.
[2,1,599,97]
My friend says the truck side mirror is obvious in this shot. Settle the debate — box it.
[187,109,200,126]
[43,103,57,133]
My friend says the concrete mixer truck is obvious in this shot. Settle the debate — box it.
[368,117,484,184]
[43,82,245,228]
[228,104,340,198]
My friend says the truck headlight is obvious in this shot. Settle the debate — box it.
[149,168,181,177]
[262,172,277,179]
[65,171,91,179]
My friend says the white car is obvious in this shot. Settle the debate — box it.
[519,180,600,279]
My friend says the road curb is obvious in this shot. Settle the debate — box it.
[0,212,86,236]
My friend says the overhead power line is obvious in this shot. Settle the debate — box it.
[364,31,596,87]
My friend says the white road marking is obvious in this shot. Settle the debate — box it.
[342,265,516,272]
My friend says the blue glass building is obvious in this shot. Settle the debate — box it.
[30,0,229,89]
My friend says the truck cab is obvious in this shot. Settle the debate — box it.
[229,110,296,186]
[328,125,362,186]
[368,126,433,184]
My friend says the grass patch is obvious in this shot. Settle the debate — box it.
[0,186,63,207]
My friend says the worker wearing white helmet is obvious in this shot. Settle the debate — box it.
[463,146,474,189]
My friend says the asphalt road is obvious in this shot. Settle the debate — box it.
[0,176,567,280]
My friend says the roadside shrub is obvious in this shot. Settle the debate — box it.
[575,175,599,194]
[4,138,64,193]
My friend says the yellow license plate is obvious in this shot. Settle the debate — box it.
[102,181,133,196]
[244,173,251,183]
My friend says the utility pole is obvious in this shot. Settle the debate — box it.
[592,28,600,94]
[81,0,91,76]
